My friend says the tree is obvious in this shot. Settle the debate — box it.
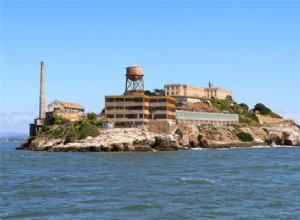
[144,88,165,96]
[225,95,233,102]
[144,90,153,96]
[239,103,249,112]
[53,114,64,125]
[254,103,272,115]
[87,112,97,121]
[153,89,165,96]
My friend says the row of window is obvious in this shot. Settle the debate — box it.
[165,86,179,91]
[176,111,239,120]
[149,106,175,111]
[106,106,148,110]
[64,108,84,112]
[106,106,175,111]
[106,97,175,105]
[107,114,149,119]
[106,114,175,120]
[178,119,236,126]
[106,98,146,103]
[115,122,146,127]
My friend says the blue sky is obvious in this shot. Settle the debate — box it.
[1,0,300,133]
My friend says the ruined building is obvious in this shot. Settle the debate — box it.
[105,65,176,131]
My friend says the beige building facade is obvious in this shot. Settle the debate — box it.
[105,95,176,129]
[47,100,85,122]
[164,83,232,101]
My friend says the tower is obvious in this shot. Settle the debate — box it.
[39,61,46,119]
[125,65,144,95]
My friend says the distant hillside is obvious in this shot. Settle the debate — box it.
[0,132,28,142]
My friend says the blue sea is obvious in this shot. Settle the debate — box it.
[1,142,300,219]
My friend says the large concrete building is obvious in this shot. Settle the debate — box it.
[164,82,232,101]
[105,65,176,131]
[105,95,176,127]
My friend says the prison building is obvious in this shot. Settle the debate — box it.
[204,87,232,100]
[164,84,205,97]
[176,110,239,127]
[46,100,85,122]
[105,95,176,128]
[164,83,232,101]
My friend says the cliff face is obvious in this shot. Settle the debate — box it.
[17,128,182,152]
[176,121,300,148]
[17,122,300,152]
[263,122,300,146]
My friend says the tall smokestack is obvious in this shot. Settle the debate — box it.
[39,61,46,119]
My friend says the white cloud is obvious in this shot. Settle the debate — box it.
[0,111,35,133]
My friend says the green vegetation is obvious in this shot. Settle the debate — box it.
[53,114,64,125]
[254,103,271,115]
[253,103,281,118]
[87,112,97,121]
[176,102,184,107]
[239,103,249,112]
[210,99,233,113]
[37,112,102,144]
[263,128,269,134]
[236,132,254,142]
[208,99,282,125]
[144,88,164,96]
[52,127,66,138]
[197,134,203,143]
[210,99,259,126]
[175,128,183,138]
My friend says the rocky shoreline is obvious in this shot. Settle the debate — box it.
[17,122,300,152]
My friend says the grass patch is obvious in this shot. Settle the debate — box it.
[262,128,269,134]
[197,134,203,143]
[175,128,183,138]
[236,132,254,142]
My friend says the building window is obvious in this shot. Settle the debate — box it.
[105,98,114,102]
[115,98,124,102]
[125,114,138,119]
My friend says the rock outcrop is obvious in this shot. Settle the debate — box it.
[175,121,300,148]
[17,128,185,152]
[17,122,300,152]
[262,122,300,146]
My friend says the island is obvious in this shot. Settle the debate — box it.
[17,63,300,152]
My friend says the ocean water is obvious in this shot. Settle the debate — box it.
[1,142,300,219]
